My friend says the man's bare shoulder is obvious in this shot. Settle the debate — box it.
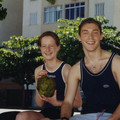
[114,54,120,60]
[71,61,80,69]
[112,54,120,66]
[69,61,80,74]
[68,61,81,81]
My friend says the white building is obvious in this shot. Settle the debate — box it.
[22,0,89,38]
[22,0,120,39]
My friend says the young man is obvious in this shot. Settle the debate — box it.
[60,18,120,120]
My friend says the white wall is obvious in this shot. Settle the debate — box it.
[114,0,120,30]
[22,0,42,38]
[89,0,114,26]
[0,0,23,45]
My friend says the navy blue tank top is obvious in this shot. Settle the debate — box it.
[80,53,120,114]
[42,62,66,108]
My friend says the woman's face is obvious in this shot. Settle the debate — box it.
[40,36,60,60]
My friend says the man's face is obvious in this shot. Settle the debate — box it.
[78,23,103,52]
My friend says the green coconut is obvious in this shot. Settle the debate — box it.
[37,75,56,97]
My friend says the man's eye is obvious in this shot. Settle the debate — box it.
[93,32,98,35]
[83,32,87,35]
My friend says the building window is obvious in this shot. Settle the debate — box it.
[30,13,37,25]
[65,2,85,20]
[95,3,104,16]
[44,6,62,23]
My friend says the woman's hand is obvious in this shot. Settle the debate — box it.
[35,70,47,80]
[40,90,62,106]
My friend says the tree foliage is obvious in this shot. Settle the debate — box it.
[46,0,56,4]
[0,0,7,20]
[0,36,44,84]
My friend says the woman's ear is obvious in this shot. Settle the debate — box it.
[57,45,60,51]
[39,46,41,51]
[78,35,81,42]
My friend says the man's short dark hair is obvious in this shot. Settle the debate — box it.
[78,17,102,35]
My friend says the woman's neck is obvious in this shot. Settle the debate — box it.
[45,59,61,71]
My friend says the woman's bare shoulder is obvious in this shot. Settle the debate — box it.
[63,63,71,70]
[35,65,43,73]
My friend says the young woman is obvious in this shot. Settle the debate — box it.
[16,31,82,120]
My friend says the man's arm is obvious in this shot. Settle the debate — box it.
[63,64,82,109]
[107,104,120,120]
[72,85,82,108]
[61,62,81,118]
[108,55,120,120]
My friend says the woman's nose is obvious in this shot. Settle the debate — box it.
[46,46,50,51]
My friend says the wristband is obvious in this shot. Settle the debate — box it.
[61,117,69,120]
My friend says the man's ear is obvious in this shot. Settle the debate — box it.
[100,33,103,41]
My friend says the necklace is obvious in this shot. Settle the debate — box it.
[91,65,96,71]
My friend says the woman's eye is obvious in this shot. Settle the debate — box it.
[41,46,46,49]
[82,31,88,34]
[50,45,54,48]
